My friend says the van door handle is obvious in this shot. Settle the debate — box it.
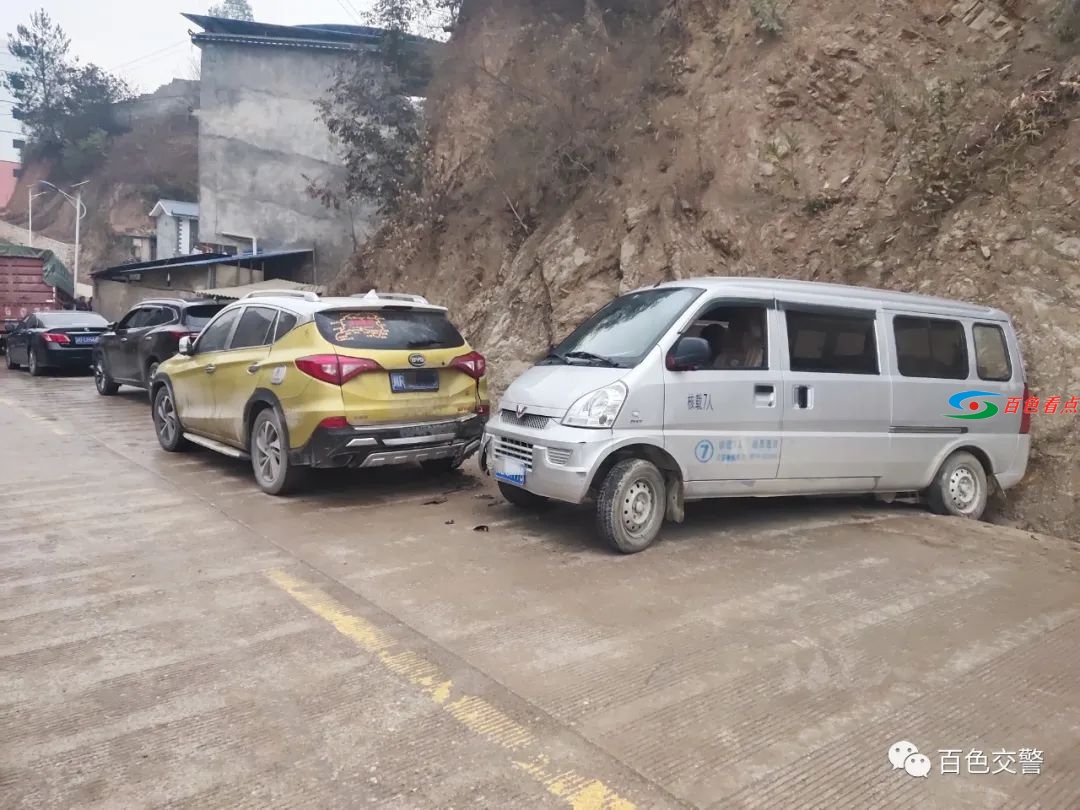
[205,364,216,374]
[247,363,260,374]
[754,384,775,408]
[794,385,812,409]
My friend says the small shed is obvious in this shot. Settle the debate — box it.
[149,199,200,260]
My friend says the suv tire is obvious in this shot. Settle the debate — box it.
[596,458,667,554]
[250,408,306,496]
[153,385,191,452]
[94,354,120,395]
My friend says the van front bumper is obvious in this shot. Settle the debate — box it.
[291,414,486,469]
[482,419,620,505]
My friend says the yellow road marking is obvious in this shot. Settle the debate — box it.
[266,569,636,810]
[0,395,70,436]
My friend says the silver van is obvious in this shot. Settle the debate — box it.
[481,278,1031,553]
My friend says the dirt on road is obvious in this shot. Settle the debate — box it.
[2,368,1080,808]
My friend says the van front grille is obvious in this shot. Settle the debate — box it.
[493,436,534,469]
[500,409,550,430]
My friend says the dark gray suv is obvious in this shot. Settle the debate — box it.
[93,299,226,396]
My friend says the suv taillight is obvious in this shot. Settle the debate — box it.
[296,354,382,385]
[1020,383,1032,435]
[450,351,486,380]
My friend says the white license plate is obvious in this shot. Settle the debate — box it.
[493,456,527,486]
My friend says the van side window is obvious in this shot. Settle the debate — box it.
[893,316,968,380]
[785,309,878,375]
[687,305,768,370]
[973,323,1012,381]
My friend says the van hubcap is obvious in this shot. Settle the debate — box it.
[949,466,979,511]
[156,393,177,445]
[622,480,656,535]
[255,420,282,484]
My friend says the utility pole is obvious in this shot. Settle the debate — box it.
[27,188,33,247]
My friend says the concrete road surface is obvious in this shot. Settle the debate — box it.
[2,367,1080,809]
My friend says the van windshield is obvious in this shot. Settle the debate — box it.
[544,287,703,369]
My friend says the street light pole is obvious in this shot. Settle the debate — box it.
[37,180,89,305]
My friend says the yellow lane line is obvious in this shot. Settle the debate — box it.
[266,568,636,810]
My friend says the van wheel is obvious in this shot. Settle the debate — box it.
[251,408,306,495]
[596,458,666,554]
[928,451,988,520]
[153,385,190,452]
[498,480,548,509]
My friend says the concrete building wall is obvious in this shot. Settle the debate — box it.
[0,160,20,208]
[156,214,178,259]
[197,44,381,286]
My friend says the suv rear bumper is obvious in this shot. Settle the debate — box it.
[290,414,487,469]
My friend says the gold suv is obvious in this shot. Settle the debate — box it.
[150,290,489,493]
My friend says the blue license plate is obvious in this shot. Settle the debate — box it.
[390,370,439,393]
[74,336,99,345]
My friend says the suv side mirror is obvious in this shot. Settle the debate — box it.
[106,322,117,330]
[666,336,711,371]
[178,335,195,356]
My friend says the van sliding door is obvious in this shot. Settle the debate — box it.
[778,304,890,485]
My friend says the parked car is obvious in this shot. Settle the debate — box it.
[483,277,1031,554]
[4,310,110,376]
[0,319,18,355]
[93,298,227,396]
[151,290,489,494]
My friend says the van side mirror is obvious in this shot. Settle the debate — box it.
[178,336,194,356]
[666,336,711,371]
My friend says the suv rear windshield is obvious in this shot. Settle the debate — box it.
[183,304,227,329]
[316,309,465,350]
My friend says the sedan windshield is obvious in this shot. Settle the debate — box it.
[544,287,703,369]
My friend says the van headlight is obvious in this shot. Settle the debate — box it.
[561,382,627,428]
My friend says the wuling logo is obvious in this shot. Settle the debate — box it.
[947,391,1001,420]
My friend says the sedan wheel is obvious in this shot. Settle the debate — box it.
[4,349,17,370]
[27,349,43,377]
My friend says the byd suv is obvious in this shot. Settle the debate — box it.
[150,290,489,494]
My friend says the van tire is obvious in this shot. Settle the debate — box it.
[596,458,667,554]
[928,451,988,520]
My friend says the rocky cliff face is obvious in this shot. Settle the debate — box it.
[340,0,1080,538]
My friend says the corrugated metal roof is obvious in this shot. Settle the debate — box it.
[200,279,324,300]
[149,199,199,219]
[95,249,314,280]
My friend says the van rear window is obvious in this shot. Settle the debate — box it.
[973,323,1012,381]
[894,316,968,380]
[316,309,465,350]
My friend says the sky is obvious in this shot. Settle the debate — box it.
[1,0,381,162]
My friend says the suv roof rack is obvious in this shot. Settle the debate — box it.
[350,289,429,306]
[241,289,321,302]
